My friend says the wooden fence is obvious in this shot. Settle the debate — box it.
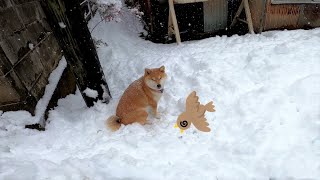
[0,0,108,119]
[0,0,65,114]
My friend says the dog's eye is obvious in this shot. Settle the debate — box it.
[159,77,162,80]
[152,78,155,81]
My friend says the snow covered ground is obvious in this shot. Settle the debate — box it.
[1,7,320,180]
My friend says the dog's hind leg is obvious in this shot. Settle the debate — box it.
[121,109,148,125]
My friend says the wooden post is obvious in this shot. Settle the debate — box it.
[168,0,181,44]
[230,0,244,28]
[41,0,111,107]
[168,12,173,37]
[244,0,254,34]
[229,0,255,34]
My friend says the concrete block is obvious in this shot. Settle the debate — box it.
[0,7,24,39]
[0,47,11,76]
[0,78,21,103]
[0,0,12,9]
[15,1,45,25]
[0,21,48,65]
[28,72,48,100]
[38,34,62,72]
[0,34,27,65]
[11,0,37,5]
[13,45,44,92]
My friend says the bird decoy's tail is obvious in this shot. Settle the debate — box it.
[205,101,215,112]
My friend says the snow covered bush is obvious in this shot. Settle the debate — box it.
[92,0,122,21]
[90,0,144,22]
[129,6,144,19]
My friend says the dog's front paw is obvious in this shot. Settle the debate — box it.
[155,113,161,119]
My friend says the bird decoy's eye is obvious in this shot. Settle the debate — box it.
[180,120,188,127]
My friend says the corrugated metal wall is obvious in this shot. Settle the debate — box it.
[271,0,320,4]
[203,0,228,32]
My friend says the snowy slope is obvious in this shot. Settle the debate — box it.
[1,7,320,180]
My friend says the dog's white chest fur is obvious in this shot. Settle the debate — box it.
[152,92,162,102]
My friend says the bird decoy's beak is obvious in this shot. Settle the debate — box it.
[174,123,184,133]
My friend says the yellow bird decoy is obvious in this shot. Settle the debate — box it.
[175,91,215,133]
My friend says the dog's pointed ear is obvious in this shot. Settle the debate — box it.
[145,68,151,75]
[159,66,165,72]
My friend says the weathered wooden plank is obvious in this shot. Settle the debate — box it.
[168,0,181,44]
[41,0,111,107]
[244,0,254,34]
[230,0,244,28]
[249,0,267,33]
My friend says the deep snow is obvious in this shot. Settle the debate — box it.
[1,6,320,180]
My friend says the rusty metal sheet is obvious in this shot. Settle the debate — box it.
[298,4,320,28]
[264,1,300,30]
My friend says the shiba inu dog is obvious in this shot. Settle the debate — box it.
[106,66,167,131]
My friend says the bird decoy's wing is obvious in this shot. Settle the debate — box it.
[192,117,211,132]
[186,91,200,113]
[197,104,207,116]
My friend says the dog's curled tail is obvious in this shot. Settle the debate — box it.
[106,115,121,131]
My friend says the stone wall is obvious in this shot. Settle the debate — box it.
[0,0,64,115]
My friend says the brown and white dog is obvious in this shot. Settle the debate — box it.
[106,66,167,131]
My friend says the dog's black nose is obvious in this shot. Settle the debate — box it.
[157,84,161,88]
